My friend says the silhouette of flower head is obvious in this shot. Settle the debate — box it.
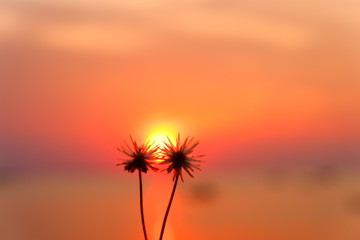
[161,134,204,181]
[117,136,158,173]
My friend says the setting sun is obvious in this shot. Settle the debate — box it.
[146,123,177,161]
[146,123,177,146]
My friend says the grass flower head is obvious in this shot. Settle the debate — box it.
[117,136,158,173]
[161,133,204,181]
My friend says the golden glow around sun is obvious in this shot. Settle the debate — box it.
[148,133,170,148]
[146,123,177,161]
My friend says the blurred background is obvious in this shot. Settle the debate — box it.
[1,0,360,239]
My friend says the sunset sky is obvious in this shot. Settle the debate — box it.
[1,0,360,240]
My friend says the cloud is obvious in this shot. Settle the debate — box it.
[38,21,153,54]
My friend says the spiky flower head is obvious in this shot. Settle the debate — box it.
[161,134,204,181]
[117,136,158,173]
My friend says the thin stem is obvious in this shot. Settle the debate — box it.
[159,174,179,240]
[139,170,148,240]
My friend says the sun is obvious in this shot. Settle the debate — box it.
[146,123,177,161]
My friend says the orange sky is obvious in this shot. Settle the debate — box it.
[1,0,360,170]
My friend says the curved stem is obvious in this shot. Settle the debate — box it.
[139,170,148,240]
[159,174,179,240]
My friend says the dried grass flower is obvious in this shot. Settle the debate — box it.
[117,136,158,173]
[116,136,159,240]
[158,133,204,240]
[161,133,204,181]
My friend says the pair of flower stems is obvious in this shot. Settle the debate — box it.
[117,134,204,240]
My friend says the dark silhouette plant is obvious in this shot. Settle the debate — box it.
[159,134,204,240]
[117,136,158,240]
[117,134,204,240]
